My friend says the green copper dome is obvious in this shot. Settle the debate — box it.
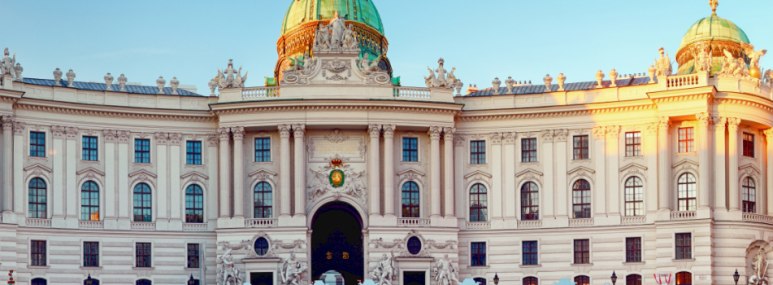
[281,0,385,34]
[679,15,750,50]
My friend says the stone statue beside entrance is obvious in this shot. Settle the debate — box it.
[749,247,769,285]
[217,247,244,285]
[434,254,460,285]
[370,253,395,285]
[281,252,309,285]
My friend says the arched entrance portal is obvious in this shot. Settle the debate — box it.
[311,202,364,285]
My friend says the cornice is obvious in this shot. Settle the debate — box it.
[459,101,656,122]
[210,99,463,116]
[15,98,215,122]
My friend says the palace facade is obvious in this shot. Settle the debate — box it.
[1,1,773,285]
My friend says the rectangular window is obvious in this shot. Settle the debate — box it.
[82,136,98,161]
[402,137,419,162]
[470,242,487,267]
[186,140,202,165]
[254,137,271,162]
[522,138,538,162]
[573,239,590,264]
[134,138,151,163]
[135,242,152,268]
[625,132,641,157]
[30,131,46,157]
[675,233,692,260]
[743,132,755,157]
[678,127,694,153]
[625,237,642,263]
[573,135,589,160]
[522,241,539,265]
[30,240,47,267]
[470,140,486,164]
[83,241,99,267]
[187,243,200,269]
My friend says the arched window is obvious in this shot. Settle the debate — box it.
[253,182,273,218]
[572,180,591,219]
[401,181,420,218]
[742,177,756,213]
[675,272,692,285]
[28,178,47,219]
[624,176,644,216]
[520,182,539,220]
[523,277,538,285]
[677,173,697,211]
[136,279,152,285]
[574,275,590,285]
[81,181,100,221]
[185,184,204,223]
[626,274,642,285]
[473,277,487,285]
[31,278,47,285]
[133,183,152,222]
[469,183,488,222]
[83,279,100,285]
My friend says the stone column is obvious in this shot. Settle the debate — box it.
[155,133,169,221]
[490,132,503,219]
[103,130,117,223]
[430,127,442,218]
[64,127,78,221]
[606,126,621,215]
[592,127,607,216]
[453,136,465,218]
[541,131,555,218]
[292,124,306,216]
[12,122,24,216]
[657,117,671,211]
[207,135,220,221]
[369,124,381,216]
[383,125,396,217]
[727,118,741,211]
[1,117,13,213]
[645,124,659,213]
[51,126,66,219]
[444,128,457,218]
[502,132,516,218]
[116,131,130,223]
[765,129,773,215]
[232,127,245,218]
[217,128,231,218]
[279,125,292,217]
[169,134,182,223]
[696,113,712,209]
[553,130,568,218]
[713,117,727,211]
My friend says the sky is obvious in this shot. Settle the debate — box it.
[3,0,772,94]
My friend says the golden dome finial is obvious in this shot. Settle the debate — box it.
[710,0,718,15]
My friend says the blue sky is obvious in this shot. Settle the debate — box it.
[4,0,771,93]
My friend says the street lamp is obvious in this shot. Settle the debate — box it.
[493,273,499,285]
[610,271,617,285]
[733,269,740,285]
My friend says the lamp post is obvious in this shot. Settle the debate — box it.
[733,269,740,285]
[493,273,499,285]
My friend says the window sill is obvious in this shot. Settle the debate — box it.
[571,263,593,266]
[28,265,50,269]
[133,266,154,270]
[673,258,695,262]
[623,261,645,265]
[469,265,489,269]
[519,264,541,268]
[521,161,539,164]
[80,266,102,270]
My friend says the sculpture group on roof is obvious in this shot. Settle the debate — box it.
[314,12,359,54]
[210,59,249,93]
[0,48,23,83]
[425,58,463,93]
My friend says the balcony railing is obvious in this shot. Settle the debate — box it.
[25,218,52,228]
[397,218,431,227]
[666,74,701,88]
[394,87,431,100]
[569,218,594,227]
[131,222,156,231]
[242,87,280,100]
[465,221,491,230]
[79,220,104,229]
[670,211,696,220]
[742,213,773,225]
[182,223,208,232]
[245,218,277,228]
[621,215,646,225]
[517,220,542,229]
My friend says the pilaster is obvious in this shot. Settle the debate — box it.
[279,125,292,218]
[232,127,245,219]
[292,124,306,217]
[727,118,741,212]
[383,125,396,217]
[429,126,442,218]
[369,124,382,216]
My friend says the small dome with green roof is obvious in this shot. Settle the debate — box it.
[678,14,749,51]
[281,0,384,35]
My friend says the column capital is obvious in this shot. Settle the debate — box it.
[207,134,219,147]
[658,116,671,130]
[553,129,568,142]
[696,112,711,126]
[12,121,25,135]
[454,135,466,147]
[605,125,621,136]
[541,130,554,142]
[502,132,516,144]
[51,126,66,139]
[383,125,396,138]
[428,126,442,140]
[1,116,14,130]
[65,126,79,139]
[592,127,606,139]
[489,132,502,144]
[117,130,130,143]
[168,133,182,145]
[711,115,727,128]
[292,124,305,138]
[154,132,169,144]
[369,124,382,138]
[231,127,245,141]
[278,124,292,138]
[727,117,741,129]
[103,129,118,143]
[218,127,231,141]
[645,123,658,135]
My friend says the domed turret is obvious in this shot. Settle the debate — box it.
[676,0,753,75]
[274,0,390,82]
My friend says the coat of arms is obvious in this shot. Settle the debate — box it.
[329,158,345,188]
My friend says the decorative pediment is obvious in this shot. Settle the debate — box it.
[23,163,53,174]
[620,163,648,183]
[739,163,762,179]
[248,169,278,182]
[567,166,596,176]
[464,170,492,180]
[76,166,105,177]
[181,171,209,183]
[128,169,157,179]
[672,159,699,174]
[620,163,648,173]
[397,168,426,182]
[515,168,544,178]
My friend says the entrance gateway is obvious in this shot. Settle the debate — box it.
[311,202,364,285]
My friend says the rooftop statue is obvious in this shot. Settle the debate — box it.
[746,45,768,79]
[313,15,359,54]
[214,59,248,90]
[66,69,76,87]
[117,73,127,92]
[765,69,773,87]
[52,68,62,86]
[720,49,749,77]
[104,73,114,91]
[1,48,16,78]
[654,47,673,76]
[425,58,461,89]
[330,12,346,48]
[359,54,381,75]
[693,45,713,73]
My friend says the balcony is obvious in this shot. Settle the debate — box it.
[79,220,104,229]
[397,218,431,227]
[245,218,277,228]
[25,218,52,228]
[742,213,773,225]
[131,222,156,231]
[393,87,431,100]
[569,218,594,227]
[182,223,208,232]
[670,211,696,220]
[241,86,280,101]
[665,73,702,89]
